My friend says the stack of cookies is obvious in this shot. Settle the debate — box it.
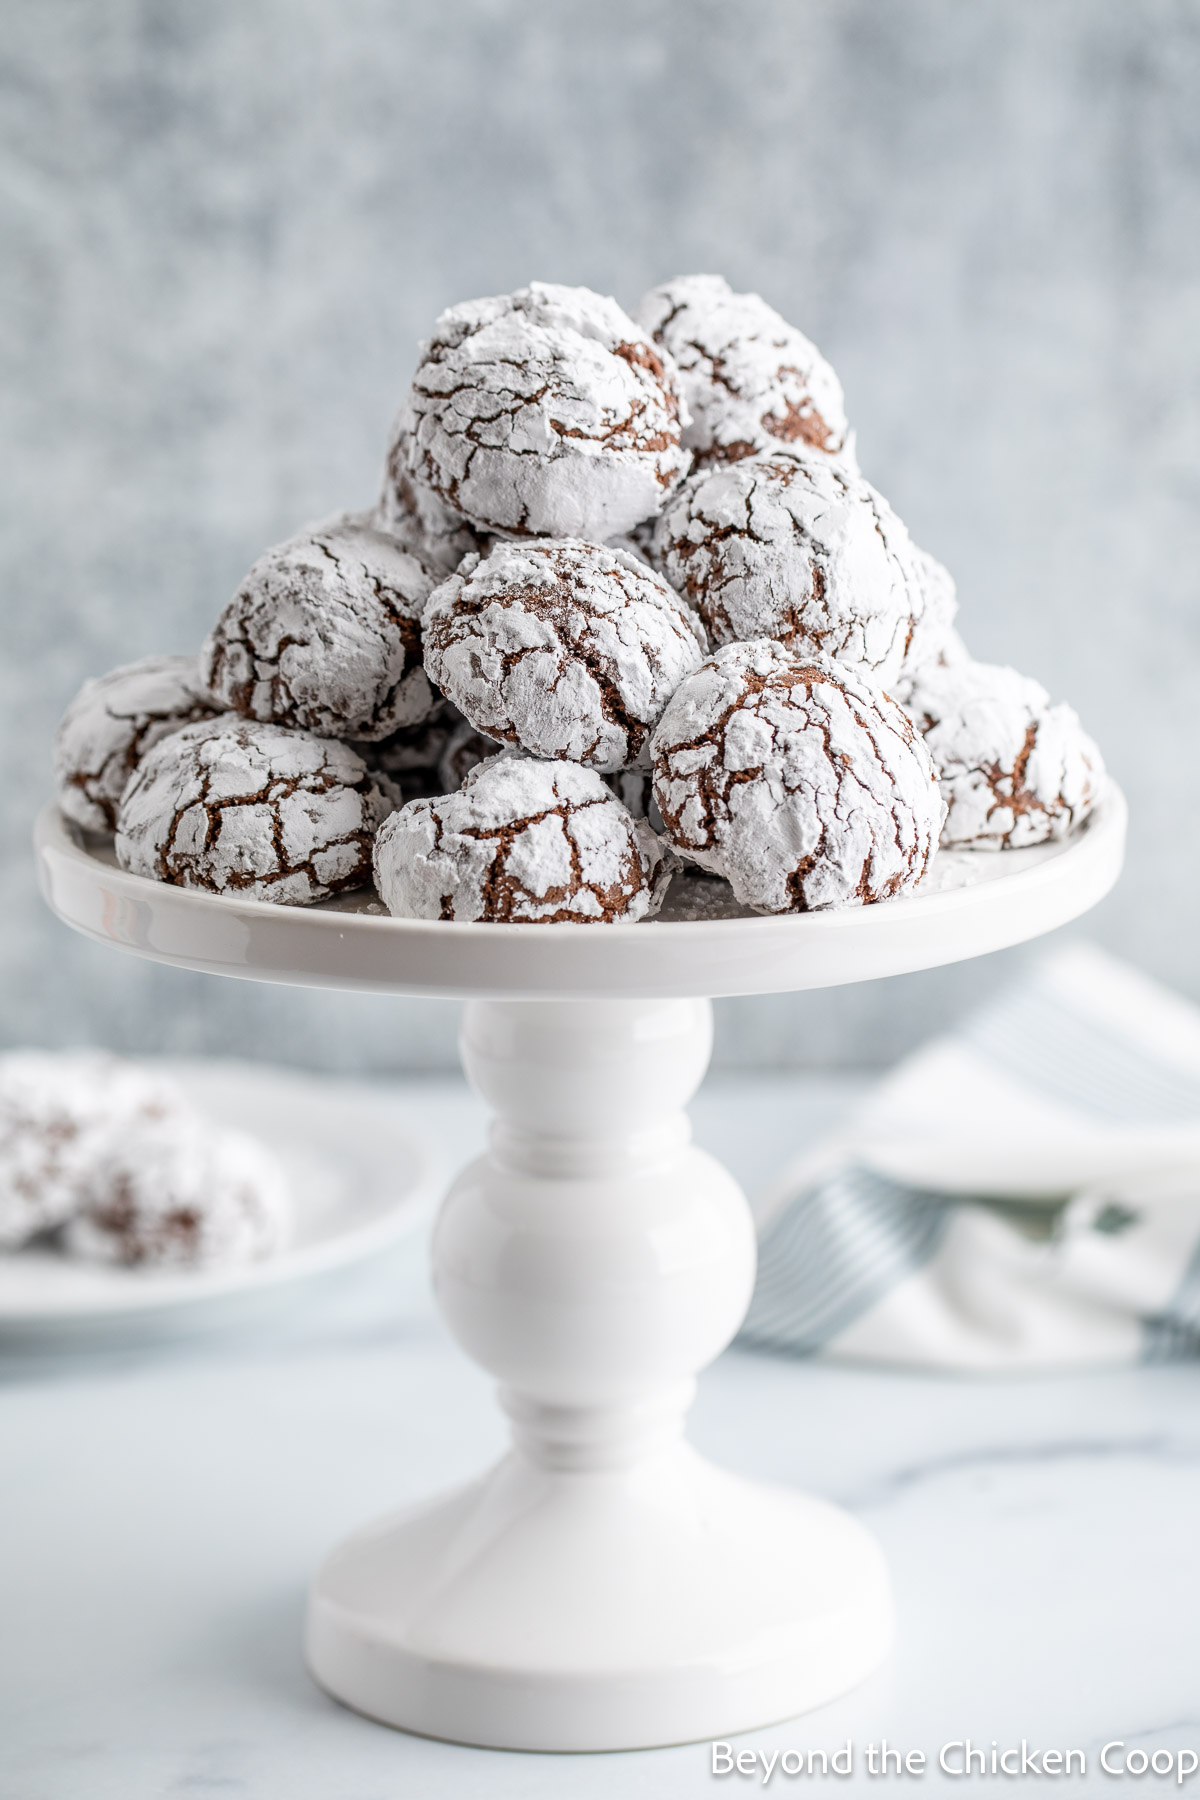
[0,1051,289,1269]
[54,276,1105,923]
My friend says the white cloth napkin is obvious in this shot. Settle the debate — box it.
[741,945,1200,1371]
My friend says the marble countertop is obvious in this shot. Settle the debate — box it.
[2,1074,1198,1798]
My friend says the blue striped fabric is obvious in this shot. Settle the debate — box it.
[964,987,1200,1125]
[740,1165,951,1355]
[1144,1240,1200,1361]
[743,967,1200,1364]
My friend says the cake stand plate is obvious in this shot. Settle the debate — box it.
[35,791,1126,1751]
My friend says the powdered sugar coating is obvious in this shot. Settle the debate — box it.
[375,428,484,575]
[651,639,945,914]
[116,715,392,905]
[896,546,961,683]
[202,513,438,743]
[636,274,852,467]
[54,655,218,833]
[64,1119,290,1269]
[374,754,673,924]
[0,1053,185,1249]
[400,282,691,540]
[654,452,930,690]
[902,658,1105,849]
[423,538,708,772]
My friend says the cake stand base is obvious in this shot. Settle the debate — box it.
[307,1444,891,1752]
[38,797,1128,1753]
[305,994,891,1749]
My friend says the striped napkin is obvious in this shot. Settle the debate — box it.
[741,945,1200,1371]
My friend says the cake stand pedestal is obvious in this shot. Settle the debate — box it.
[35,789,1126,1752]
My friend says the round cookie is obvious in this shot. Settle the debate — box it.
[636,273,852,466]
[202,513,438,743]
[902,659,1105,849]
[651,639,945,914]
[116,715,392,905]
[423,538,707,773]
[374,754,673,924]
[654,451,929,690]
[894,546,961,686]
[0,1052,184,1249]
[64,1119,290,1270]
[54,655,218,834]
[376,428,483,575]
[399,282,691,540]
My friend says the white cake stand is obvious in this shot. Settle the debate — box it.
[35,789,1126,1752]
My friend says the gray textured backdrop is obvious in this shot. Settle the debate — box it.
[3,0,1197,1070]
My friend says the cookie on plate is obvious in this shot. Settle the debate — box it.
[0,1052,184,1249]
[651,639,944,914]
[636,273,852,467]
[202,513,438,743]
[64,1119,290,1270]
[374,753,674,924]
[54,655,218,834]
[902,658,1105,849]
[399,282,691,540]
[116,716,391,905]
[654,451,931,691]
[423,538,707,772]
[375,429,484,576]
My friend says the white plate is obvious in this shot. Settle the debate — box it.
[0,1059,441,1333]
[34,788,1128,1001]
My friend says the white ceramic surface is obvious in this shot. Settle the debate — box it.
[34,787,1127,1000]
[4,1077,1199,1800]
[34,796,1127,1751]
[0,1061,439,1334]
[306,999,891,1749]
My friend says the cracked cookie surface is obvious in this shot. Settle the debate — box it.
[375,428,484,575]
[54,655,218,834]
[897,546,961,684]
[374,753,673,923]
[654,450,933,689]
[202,513,438,743]
[399,282,691,540]
[423,537,708,772]
[636,273,852,468]
[115,715,392,905]
[0,1053,185,1249]
[651,639,944,914]
[902,658,1104,849]
[64,1118,290,1270]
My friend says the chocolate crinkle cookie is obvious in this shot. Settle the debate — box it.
[651,640,945,914]
[895,546,961,686]
[636,274,852,468]
[0,1052,184,1249]
[374,753,674,924]
[54,655,218,834]
[423,538,708,772]
[63,1119,290,1270]
[202,513,438,743]
[399,282,691,540]
[654,451,932,691]
[375,431,484,575]
[116,715,392,905]
[902,659,1105,849]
